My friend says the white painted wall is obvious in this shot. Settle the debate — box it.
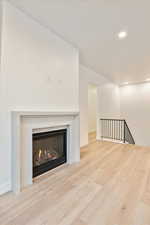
[79,65,120,147]
[80,70,150,148]
[99,83,120,119]
[0,1,79,194]
[120,83,150,147]
[0,1,2,65]
[79,65,105,147]
[88,84,97,133]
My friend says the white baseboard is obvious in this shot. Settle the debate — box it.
[0,182,11,195]
[80,144,88,149]
[102,138,123,144]
[96,135,101,141]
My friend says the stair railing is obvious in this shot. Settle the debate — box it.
[100,119,135,144]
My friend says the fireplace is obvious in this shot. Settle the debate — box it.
[32,129,67,177]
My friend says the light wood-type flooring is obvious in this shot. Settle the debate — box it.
[88,132,96,144]
[1,141,150,225]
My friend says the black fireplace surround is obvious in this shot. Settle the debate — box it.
[32,129,67,178]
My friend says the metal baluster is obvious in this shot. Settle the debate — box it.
[124,120,125,143]
[119,120,120,140]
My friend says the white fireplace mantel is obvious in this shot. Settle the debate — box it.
[11,110,80,194]
[11,110,80,117]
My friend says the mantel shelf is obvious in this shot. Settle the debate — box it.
[11,110,79,117]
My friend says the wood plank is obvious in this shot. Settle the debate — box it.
[0,141,150,225]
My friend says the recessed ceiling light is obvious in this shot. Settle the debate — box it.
[118,30,128,40]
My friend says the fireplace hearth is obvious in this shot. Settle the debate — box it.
[33,129,67,177]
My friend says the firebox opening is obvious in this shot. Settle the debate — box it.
[32,129,67,178]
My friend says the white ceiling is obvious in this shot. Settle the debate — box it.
[8,0,150,84]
